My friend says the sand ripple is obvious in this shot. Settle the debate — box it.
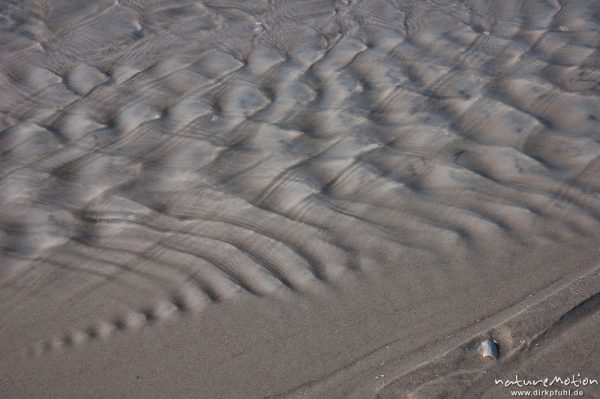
[1,0,599,397]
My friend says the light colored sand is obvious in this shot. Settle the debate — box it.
[1,0,599,398]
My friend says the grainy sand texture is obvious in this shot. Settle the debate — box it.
[1,0,599,398]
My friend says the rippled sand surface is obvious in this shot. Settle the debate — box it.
[1,1,599,398]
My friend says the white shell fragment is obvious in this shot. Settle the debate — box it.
[480,338,499,360]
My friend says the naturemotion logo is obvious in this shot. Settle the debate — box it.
[495,374,598,397]
[495,374,598,389]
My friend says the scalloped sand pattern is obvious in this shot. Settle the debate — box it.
[1,1,599,398]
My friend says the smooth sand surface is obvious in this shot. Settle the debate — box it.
[1,0,599,398]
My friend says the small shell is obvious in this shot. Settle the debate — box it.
[253,22,266,33]
[480,338,499,360]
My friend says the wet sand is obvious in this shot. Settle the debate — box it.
[1,0,599,398]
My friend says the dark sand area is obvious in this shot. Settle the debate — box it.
[1,0,599,398]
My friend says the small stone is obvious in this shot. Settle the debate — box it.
[558,26,569,32]
[480,338,499,360]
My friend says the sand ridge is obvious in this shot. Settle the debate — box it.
[1,0,599,398]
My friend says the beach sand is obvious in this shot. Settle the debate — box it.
[1,0,599,398]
